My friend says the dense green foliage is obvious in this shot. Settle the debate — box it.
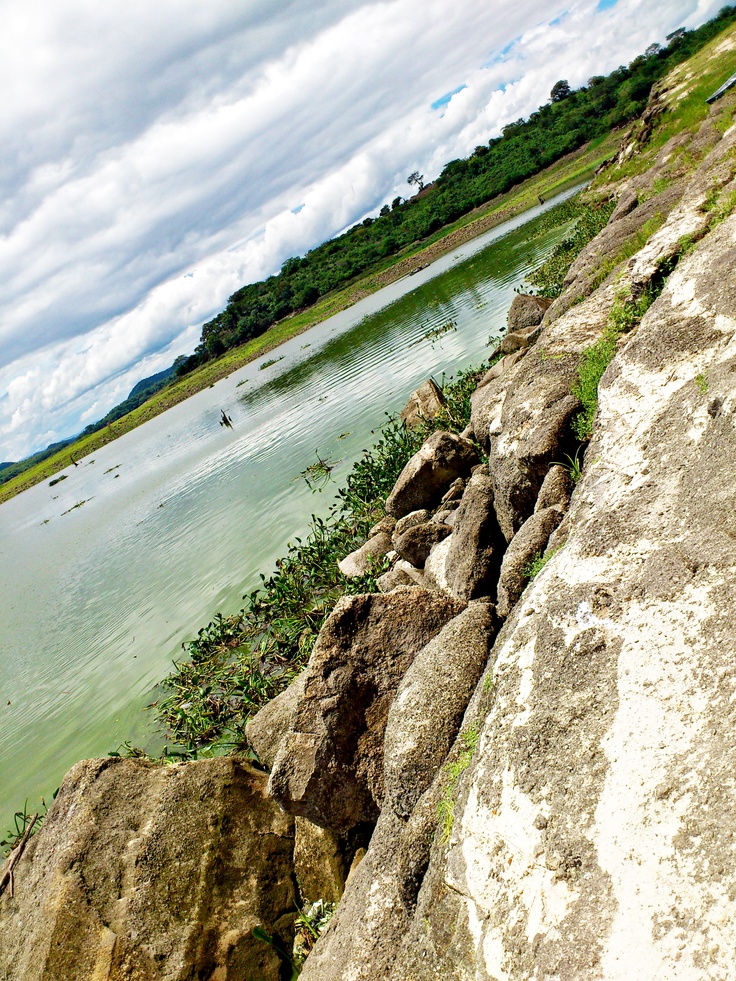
[172,8,736,377]
[153,363,487,755]
[0,437,76,487]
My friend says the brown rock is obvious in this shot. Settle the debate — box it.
[0,758,297,981]
[393,522,451,568]
[495,506,564,618]
[393,509,430,538]
[506,293,553,331]
[385,432,479,518]
[268,588,464,831]
[400,379,446,428]
[535,464,574,513]
[499,323,541,355]
[444,472,506,601]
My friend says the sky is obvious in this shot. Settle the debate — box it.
[0,0,724,460]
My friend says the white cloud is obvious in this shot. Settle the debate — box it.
[0,0,727,458]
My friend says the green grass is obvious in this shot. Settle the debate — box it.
[437,724,480,844]
[524,547,562,581]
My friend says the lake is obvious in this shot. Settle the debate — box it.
[0,190,577,834]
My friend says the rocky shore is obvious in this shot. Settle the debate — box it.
[3,55,736,980]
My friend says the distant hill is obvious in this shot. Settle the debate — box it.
[0,367,175,489]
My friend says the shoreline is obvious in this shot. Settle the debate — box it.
[0,133,618,506]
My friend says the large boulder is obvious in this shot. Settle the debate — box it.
[400,379,446,428]
[444,471,506,600]
[383,602,495,818]
[0,757,297,981]
[268,588,465,831]
[385,432,479,518]
[391,209,736,980]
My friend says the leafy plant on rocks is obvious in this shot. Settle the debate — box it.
[438,724,480,844]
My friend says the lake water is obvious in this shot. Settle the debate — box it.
[0,190,577,833]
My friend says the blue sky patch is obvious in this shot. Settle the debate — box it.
[597,0,619,10]
[431,84,467,110]
[291,203,305,214]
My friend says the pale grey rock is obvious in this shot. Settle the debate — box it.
[499,323,541,355]
[400,379,446,428]
[385,432,479,518]
[392,209,736,981]
[337,531,392,578]
[495,505,564,619]
[246,671,306,769]
[423,536,453,592]
[0,758,296,981]
[444,472,506,601]
[376,564,417,593]
[268,588,464,831]
[393,522,451,568]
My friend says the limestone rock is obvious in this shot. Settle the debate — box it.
[367,514,396,538]
[444,471,506,600]
[506,293,553,331]
[469,359,522,452]
[376,564,417,592]
[337,531,392,578]
[392,209,736,981]
[400,379,446,428]
[383,602,495,818]
[393,521,451,568]
[423,536,453,592]
[246,671,306,770]
[268,588,465,831]
[293,819,363,905]
[495,505,564,619]
[499,323,541,355]
[0,758,296,981]
[441,477,465,503]
[385,432,479,518]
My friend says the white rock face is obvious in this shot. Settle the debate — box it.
[391,212,736,980]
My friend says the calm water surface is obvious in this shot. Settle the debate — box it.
[0,191,577,831]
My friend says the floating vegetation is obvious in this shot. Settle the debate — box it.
[259,355,285,370]
[298,452,341,492]
[103,464,121,475]
[48,474,67,487]
[236,378,248,387]
[423,319,457,342]
[338,432,351,440]
[301,343,311,349]
[61,499,91,516]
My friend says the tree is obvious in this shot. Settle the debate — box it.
[550,79,571,102]
[407,171,425,191]
[379,204,391,217]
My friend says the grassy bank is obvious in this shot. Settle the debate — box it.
[0,133,618,507]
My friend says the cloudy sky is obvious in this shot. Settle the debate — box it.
[0,0,723,460]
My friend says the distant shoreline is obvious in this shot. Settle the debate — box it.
[0,133,617,506]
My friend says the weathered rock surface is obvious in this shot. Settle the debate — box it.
[392,508,430,538]
[444,471,506,600]
[495,505,564,618]
[0,758,297,981]
[393,521,451,567]
[383,602,495,818]
[268,588,465,831]
[337,530,392,578]
[385,431,479,517]
[300,606,495,981]
[391,208,736,980]
[534,462,574,512]
[506,293,553,330]
[246,671,306,769]
[400,378,446,428]
[499,323,541,355]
